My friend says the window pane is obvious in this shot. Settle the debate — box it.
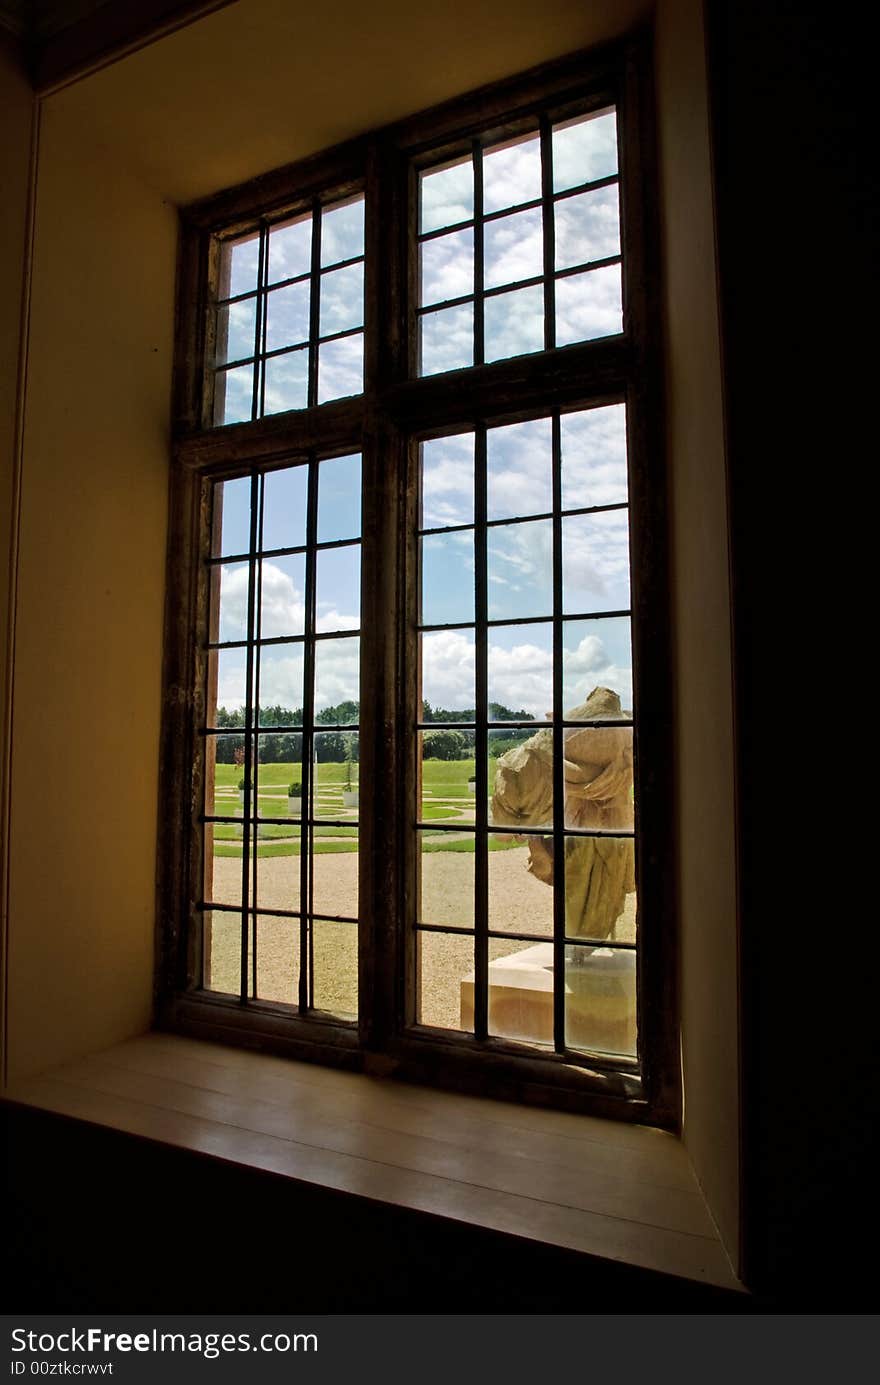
[488,835,554,936]
[215,363,253,425]
[213,475,252,558]
[316,544,361,633]
[484,284,544,362]
[562,510,631,614]
[263,347,308,415]
[320,261,364,336]
[564,942,636,1056]
[418,930,473,1031]
[221,233,259,299]
[257,645,304,721]
[420,301,474,375]
[259,554,306,638]
[211,647,249,721]
[487,622,552,722]
[418,735,476,824]
[204,811,245,909]
[268,214,312,284]
[261,465,308,552]
[312,832,359,919]
[206,734,246,816]
[487,517,553,621]
[560,404,628,511]
[255,915,300,1005]
[483,132,542,214]
[484,206,543,289]
[487,937,554,1045]
[563,720,634,832]
[420,227,474,307]
[213,561,249,643]
[314,635,359,713]
[487,415,553,521]
[203,910,252,996]
[490,724,553,833]
[313,732,360,820]
[419,829,475,928]
[313,919,358,1018]
[555,184,620,270]
[556,264,622,345]
[216,296,257,365]
[421,530,474,625]
[552,109,618,192]
[562,617,633,715]
[420,433,474,529]
[317,453,361,542]
[256,733,303,826]
[320,197,365,267]
[317,332,363,402]
[265,280,310,352]
[421,630,475,720]
[420,157,473,234]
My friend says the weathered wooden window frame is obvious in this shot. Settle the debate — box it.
[157,34,678,1128]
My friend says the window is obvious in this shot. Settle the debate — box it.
[159,37,677,1125]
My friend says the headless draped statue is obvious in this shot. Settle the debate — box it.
[489,686,635,941]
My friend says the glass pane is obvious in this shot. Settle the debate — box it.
[563,721,634,832]
[484,206,543,289]
[314,635,359,714]
[259,553,306,638]
[420,157,473,234]
[265,281,310,352]
[488,836,554,936]
[420,302,474,376]
[555,264,622,345]
[316,544,361,633]
[255,914,299,1005]
[418,735,476,825]
[221,233,259,299]
[487,415,552,521]
[562,617,633,716]
[555,184,620,270]
[488,622,552,722]
[483,132,542,214]
[312,829,359,919]
[487,517,553,621]
[213,561,249,643]
[206,733,247,816]
[552,109,618,192]
[255,731,304,824]
[268,214,312,284]
[203,910,252,996]
[484,284,544,362]
[421,530,474,625]
[317,332,363,402]
[215,363,253,425]
[487,936,554,1045]
[420,227,474,307]
[321,197,365,267]
[261,464,308,552]
[216,296,256,365]
[313,919,358,1018]
[213,475,252,558]
[317,453,361,542]
[564,943,636,1057]
[204,813,245,906]
[489,723,553,833]
[211,647,250,721]
[560,404,628,511]
[313,732,360,820]
[320,261,364,336]
[263,347,308,415]
[419,829,474,928]
[421,630,475,721]
[420,432,474,529]
[418,930,473,1031]
[562,510,630,614]
[257,644,304,722]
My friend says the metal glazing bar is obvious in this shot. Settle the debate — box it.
[253,225,267,421]
[416,292,476,317]
[551,172,619,204]
[299,455,319,1010]
[541,114,555,352]
[473,141,484,367]
[473,423,488,1039]
[240,468,260,1003]
[307,202,322,411]
[551,411,565,1052]
[418,500,629,540]
[554,255,622,282]
[250,471,267,998]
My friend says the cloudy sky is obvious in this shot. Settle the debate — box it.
[212,400,632,723]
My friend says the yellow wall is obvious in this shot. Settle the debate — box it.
[1,0,739,1269]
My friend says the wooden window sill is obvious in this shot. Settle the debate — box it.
[2,1031,742,1294]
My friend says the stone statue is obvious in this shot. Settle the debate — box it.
[490,686,635,940]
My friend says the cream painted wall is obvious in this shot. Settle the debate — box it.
[5,105,176,1080]
[655,0,739,1263]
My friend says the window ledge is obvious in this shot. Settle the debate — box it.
[2,1032,742,1294]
